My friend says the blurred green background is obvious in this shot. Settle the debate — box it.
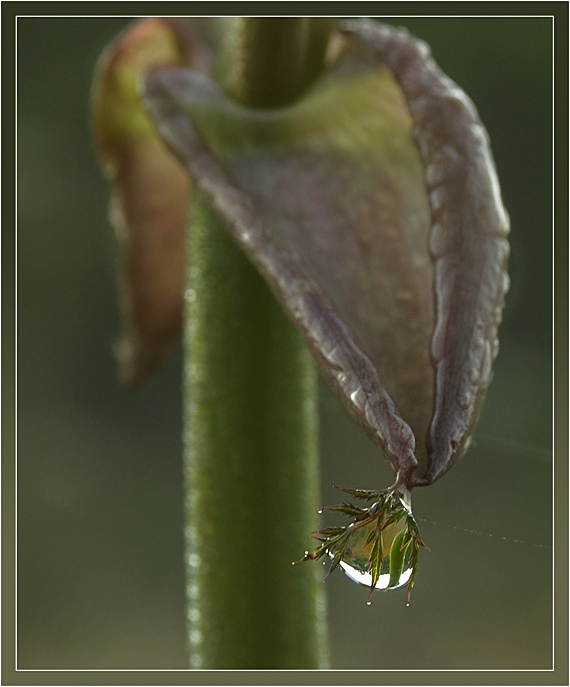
[17,17,552,669]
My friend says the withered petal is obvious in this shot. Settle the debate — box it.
[143,19,509,487]
[92,18,219,387]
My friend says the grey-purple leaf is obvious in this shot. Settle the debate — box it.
[340,21,510,484]
[144,19,509,487]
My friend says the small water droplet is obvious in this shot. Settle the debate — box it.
[430,186,446,211]
[350,388,365,408]
[188,607,201,623]
[469,365,480,385]
[480,340,493,382]
[425,161,447,188]
[190,654,203,668]
[456,390,471,410]
[185,289,197,303]
[366,600,372,606]
[188,553,200,569]
[189,629,203,646]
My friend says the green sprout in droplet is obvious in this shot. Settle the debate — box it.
[296,487,428,604]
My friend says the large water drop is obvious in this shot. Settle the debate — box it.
[299,486,423,600]
[334,515,414,591]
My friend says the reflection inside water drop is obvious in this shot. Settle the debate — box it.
[333,513,414,590]
[339,558,413,590]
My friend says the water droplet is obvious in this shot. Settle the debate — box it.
[188,607,201,623]
[321,342,343,368]
[185,288,197,303]
[190,654,203,668]
[302,488,423,602]
[469,365,480,385]
[480,339,493,382]
[456,390,471,410]
[430,186,446,212]
[335,512,414,591]
[350,388,365,408]
[188,552,201,569]
[189,628,203,646]
[425,161,446,188]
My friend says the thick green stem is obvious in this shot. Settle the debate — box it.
[183,18,333,668]
[224,18,335,107]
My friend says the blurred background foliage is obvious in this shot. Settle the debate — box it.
[17,16,552,669]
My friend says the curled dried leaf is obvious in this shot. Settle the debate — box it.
[144,36,427,479]
[143,19,509,486]
[92,18,220,387]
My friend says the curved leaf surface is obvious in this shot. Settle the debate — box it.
[143,20,509,486]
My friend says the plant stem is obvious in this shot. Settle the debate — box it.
[224,18,335,107]
[183,18,333,668]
